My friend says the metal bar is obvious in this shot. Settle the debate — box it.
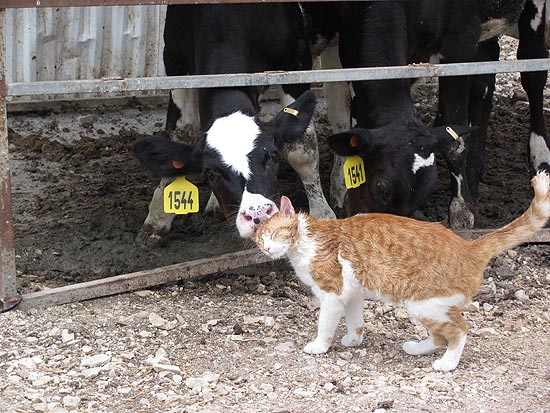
[17,248,272,310]
[0,8,20,312]
[8,58,550,98]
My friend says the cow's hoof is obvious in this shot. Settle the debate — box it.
[449,197,475,229]
[135,225,165,248]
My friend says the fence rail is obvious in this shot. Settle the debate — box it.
[1,1,550,312]
[6,58,550,98]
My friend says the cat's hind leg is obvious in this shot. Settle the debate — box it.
[421,307,469,372]
[341,292,364,347]
[402,335,444,356]
[303,293,344,354]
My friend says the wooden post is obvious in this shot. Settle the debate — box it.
[0,8,20,312]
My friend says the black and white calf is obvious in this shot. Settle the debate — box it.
[135,4,334,246]
[307,0,549,227]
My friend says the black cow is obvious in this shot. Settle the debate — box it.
[135,4,334,246]
[306,0,549,228]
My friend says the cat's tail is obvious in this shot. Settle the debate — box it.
[471,171,550,261]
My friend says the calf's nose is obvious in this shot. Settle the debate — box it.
[242,203,277,225]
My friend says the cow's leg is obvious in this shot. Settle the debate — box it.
[467,39,500,200]
[137,89,201,247]
[320,44,352,212]
[280,85,336,219]
[436,37,477,229]
[519,0,550,173]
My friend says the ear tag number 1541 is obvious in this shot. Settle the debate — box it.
[344,156,366,189]
[163,176,200,214]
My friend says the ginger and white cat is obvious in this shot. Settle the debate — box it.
[256,171,550,371]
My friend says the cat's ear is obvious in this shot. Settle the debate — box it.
[279,195,296,218]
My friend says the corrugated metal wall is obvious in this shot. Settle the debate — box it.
[6,6,167,101]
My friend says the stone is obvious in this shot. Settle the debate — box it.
[173,374,183,385]
[152,364,181,374]
[62,395,80,410]
[482,303,494,312]
[61,330,75,343]
[515,290,530,302]
[476,327,498,337]
[466,302,480,312]
[394,307,409,319]
[274,342,294,353]
[17,357,37,371]
[49,327,61,337]
[32,402,48,412]
[134,290,153,297]
[81,354,110,367]
[324,382,335,391]
[259,383,274,393]
[83,367,101,379]
[117,387,132,395]
[149,313,177,330]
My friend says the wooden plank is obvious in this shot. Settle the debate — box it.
[17,248,273,310]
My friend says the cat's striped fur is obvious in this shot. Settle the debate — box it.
[256,172,550,371]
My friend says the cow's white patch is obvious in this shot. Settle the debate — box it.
[280,92,295,109]
[531,0,546,32]
[171,89,200,132]
[206,112,260,179]
[412,152,435,174]
[480,18,514,41]
[530,131,550,171]
[404,294,466,323]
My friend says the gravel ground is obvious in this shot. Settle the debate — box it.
[2,36,550,412]
[1,246,550,413]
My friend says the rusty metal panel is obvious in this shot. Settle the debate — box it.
[5,5,166,101]
[1,0,348,8]
[0,8,21,312]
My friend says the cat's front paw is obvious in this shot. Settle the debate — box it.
[341,333,363,347]
[432,358,459,372]
[303,340,330,354]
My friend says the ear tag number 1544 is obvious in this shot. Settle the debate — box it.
[344,156,366,189]
[163,176,200,214]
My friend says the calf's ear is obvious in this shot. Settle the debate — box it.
[133,135,203,177]
[433,125,477,149]
[433,125,478,170]
[264,90,317,144]
[327,128,372,156]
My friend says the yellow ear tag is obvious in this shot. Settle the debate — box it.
[163,176,200,214]
[343,156,367,189]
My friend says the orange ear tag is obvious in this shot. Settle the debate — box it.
[163,176,200,214]
[172,160,185,169]
[350,135,359,148]
[343,156,367,189]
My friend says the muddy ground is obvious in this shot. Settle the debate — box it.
[1,37,550,412]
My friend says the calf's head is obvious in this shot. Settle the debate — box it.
[134,90,317,239]
[328,121,472,216]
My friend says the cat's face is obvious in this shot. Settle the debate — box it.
[256,215,298,259]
